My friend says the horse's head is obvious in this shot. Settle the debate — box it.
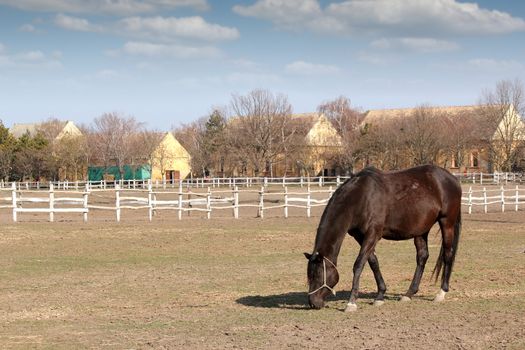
[304,252,339,309]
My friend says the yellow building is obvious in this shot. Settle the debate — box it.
[150,132,192,181]
[300,113,342,176]
[271,113,342,177]
[11,120,82,140]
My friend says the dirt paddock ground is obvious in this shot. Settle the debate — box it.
[0,211,524,349]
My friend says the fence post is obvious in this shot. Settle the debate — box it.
[319,176,322,187]
[83,184,89,223]
[49,183,54,222]
[336,176,341,187]
[483,187,487,214]
[148,183,153,222]
[480,172,483,185]
[178,182,183,220]
[115,184,121,222]
[233,186,239,219]
[501,186,505,213]
[12,182,17,222]
[516,185,520,211]
[284,186,288,218]
[206,187,211,219]
[258,186,264,218]
[468,186,472,214]
[307,185,311,218]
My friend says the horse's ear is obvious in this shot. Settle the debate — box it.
[306,251,321,262]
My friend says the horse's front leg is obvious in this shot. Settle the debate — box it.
[345,233,380,312]
[350,232,387,306]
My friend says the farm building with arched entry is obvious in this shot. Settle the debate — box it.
[150,132,191,182]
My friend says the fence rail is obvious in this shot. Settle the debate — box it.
[1,181,524,222]
[1,171,524,192]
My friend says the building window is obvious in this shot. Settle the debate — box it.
[470,152,479,168]
[451,152,459,168]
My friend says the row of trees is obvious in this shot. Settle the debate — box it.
[0,79,523,181]
[175,79,525,176]
[0,115,168,181]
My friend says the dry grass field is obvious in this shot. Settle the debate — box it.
[0,210,524,349]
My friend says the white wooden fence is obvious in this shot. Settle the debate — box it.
[1,183,524,222]
[0,171,523,192]
[463,185,525,214]
[0,183,335,222]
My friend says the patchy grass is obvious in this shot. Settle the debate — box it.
[0,212,524,349]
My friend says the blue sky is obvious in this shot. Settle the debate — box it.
[1,0,524,131]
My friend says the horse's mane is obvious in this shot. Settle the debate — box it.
[339,167,383,187]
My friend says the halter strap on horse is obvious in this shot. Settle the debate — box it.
[308,256,338,296]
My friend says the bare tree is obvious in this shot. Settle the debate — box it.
[360,117,408,170]
[229,89,294,176]
[36,118,65,141]
[174,118,208,177]
[318,96,363,174]
[54,135,88,180]
[478,79,525,171]
[440,109,480,170]
[402,106,448,166]
[137,130,165,177]
[90,113,144,179]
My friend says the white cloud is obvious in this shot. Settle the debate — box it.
[285,60,340,75]
[231,58,259,69]
[119,16,239,42]
[234,0,322,31]
[19,24,36,32]
[121,41,221,59]
[0,0,209,15]
[0,45,62,69]
[95,69,119,79]
[54,14,101,32]
[226,72,282,85]
[370,37,460,53]
[234,0,525,36]
[467,58,523,71]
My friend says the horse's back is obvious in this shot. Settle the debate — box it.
[348,165,461,239]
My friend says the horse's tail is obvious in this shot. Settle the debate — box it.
[432,210,462,284]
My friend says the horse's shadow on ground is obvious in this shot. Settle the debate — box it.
[236,291,405,310]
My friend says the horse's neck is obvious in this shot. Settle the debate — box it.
[314,222,348,265]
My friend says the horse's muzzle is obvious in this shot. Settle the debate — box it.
[308,297,325,309]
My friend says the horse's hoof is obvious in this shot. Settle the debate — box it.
[400,296,411,302]
[434,289,447,303]
[373,300,385,307]
[344,303,358,312]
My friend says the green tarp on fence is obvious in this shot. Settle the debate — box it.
[88,165,151,181]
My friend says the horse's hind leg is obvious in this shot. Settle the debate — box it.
[368,252,387,306]
[350,233,387,306]
[434,216,460,302]
[401,233,429,302]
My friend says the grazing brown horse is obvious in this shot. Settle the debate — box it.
[305,165,462,312]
